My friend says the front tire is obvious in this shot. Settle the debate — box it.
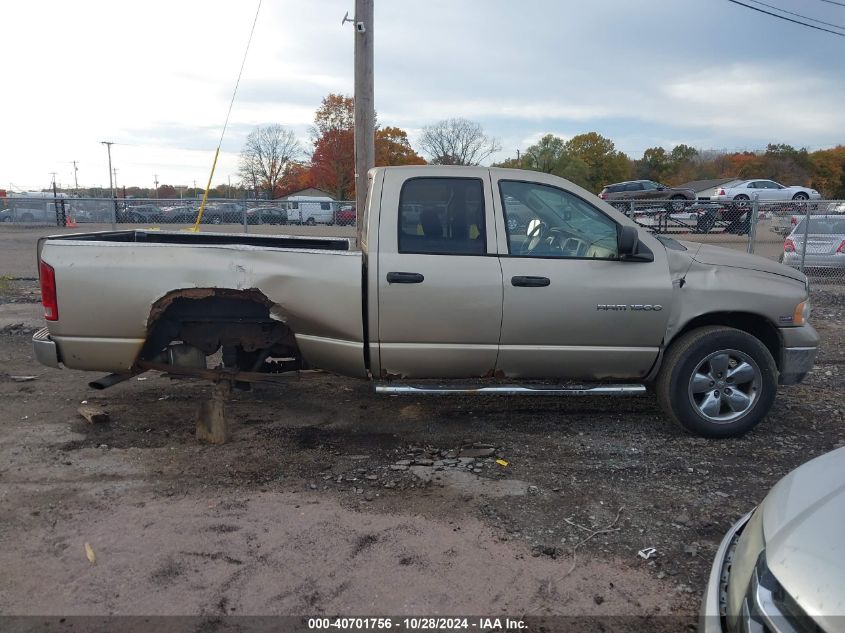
[792,192,809,201]
[656,326,777,438]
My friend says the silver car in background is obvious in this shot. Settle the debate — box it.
[701,447,845,632]
[782,215,845,270]
[711,180,821,204]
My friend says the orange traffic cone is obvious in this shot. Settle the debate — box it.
[65,215,77,228]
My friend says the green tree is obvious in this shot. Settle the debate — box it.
[563,132,631,193]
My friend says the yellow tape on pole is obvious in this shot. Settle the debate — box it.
[189,147,221,232]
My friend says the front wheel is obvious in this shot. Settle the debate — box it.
[656,326,777,438]
[792,192,809,201]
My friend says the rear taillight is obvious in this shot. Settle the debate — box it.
[599,192,608,199]
[716,188,725,196]
[39,260,58,321]
[784,239,796,253]
[791,216,797,225]
[837,240,845,254]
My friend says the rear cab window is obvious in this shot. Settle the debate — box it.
[398,178,486,255]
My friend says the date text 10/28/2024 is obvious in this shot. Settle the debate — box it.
[307,617,527,630]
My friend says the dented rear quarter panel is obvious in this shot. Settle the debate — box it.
[40,238,365,375]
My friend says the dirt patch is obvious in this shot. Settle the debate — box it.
[0,288,842,618]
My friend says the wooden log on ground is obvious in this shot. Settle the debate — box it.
[196,381,232,444]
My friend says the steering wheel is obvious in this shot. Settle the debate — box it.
[520,220,548,254]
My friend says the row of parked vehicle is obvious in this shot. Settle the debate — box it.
[0,196,358,227]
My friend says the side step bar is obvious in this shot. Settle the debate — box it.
[374,383,646,396]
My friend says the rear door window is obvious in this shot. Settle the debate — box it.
[398,178,486,255]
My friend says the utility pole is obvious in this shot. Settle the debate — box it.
[101,141,116,230]
[154,174,159,199]
[49,172,57,189]
[113,168,118,190]
[72,161,79,194]
[353,0,374,239]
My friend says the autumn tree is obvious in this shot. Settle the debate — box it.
[238,124,301,198]
[275,161,317,198]
[309,94,356,199]
[563,132,632,192]
[418,118,500,165]
[375,127,426,166]
[156,184,177,199]
[309,94,423,198]
[809,145,845,198]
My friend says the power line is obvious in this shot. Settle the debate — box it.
[813,0,845,7]
[745,0,845,30]
[726,0,845,35]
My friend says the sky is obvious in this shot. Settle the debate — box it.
[3,0,844,192]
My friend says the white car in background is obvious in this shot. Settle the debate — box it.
[711,180,821,204]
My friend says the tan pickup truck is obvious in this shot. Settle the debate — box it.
[33,166,818,437]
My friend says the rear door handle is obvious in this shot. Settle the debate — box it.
[387,271,425,284]
[511,275,550,287]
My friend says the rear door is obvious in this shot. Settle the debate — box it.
[376,169,503,378]
[491,173,673,380]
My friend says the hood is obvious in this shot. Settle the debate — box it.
[678,241,806,283]
[761,448,845,624]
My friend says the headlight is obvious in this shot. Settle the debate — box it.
[726,508,766,624]
[792,299,811,326]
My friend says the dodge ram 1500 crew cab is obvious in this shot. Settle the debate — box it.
[33,166,819,437]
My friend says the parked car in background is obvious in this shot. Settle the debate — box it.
[701,447,845,632]
[160,205,196,224]
[118,204,163,224]
[711,180,821,205]
[202,202,244,225]
[286,196,335,225]
[335,205,356,226]
[773,200,845,236]
[782,214,845,270]
[599,180,696,211]
[250,205,288,225]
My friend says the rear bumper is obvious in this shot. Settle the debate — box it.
[778,324,818,385]
[32,327,61,369]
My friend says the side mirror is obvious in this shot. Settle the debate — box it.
[618,225,639,258]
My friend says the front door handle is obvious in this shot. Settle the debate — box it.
[511,275,550,287]
[387,271,425,284]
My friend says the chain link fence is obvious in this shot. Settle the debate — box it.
[0,197,358,231]
[2,193,843,288]
[613,197,845,289]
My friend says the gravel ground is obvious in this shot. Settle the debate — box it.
[0,227,843,627]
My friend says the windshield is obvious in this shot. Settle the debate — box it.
[793,217,845,235]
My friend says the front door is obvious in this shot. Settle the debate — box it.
[492,177,673,380]
[376,172,503,378]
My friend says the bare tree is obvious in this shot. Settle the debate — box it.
[418,118,501,166]
[237,125,301,198]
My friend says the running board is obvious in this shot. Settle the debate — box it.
[374,382,646,396]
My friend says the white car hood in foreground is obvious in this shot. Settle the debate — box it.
[761,447,845,628]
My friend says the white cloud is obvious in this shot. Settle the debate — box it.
[1,0,842,190]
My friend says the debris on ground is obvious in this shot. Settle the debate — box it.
[78,404,110,425]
